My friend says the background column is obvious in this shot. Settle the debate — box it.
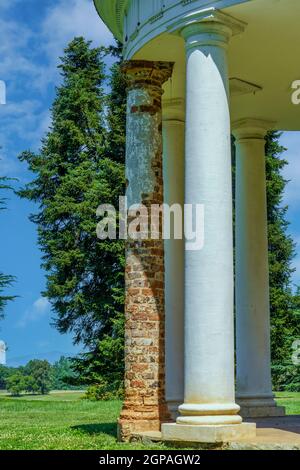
[163,99,185,419]
[233,118,285,418]
[119,60,174,441]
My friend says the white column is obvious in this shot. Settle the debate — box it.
[176,19,241,427]
[163,100,185,418]
[163,13,255,443]
[233,119,285,418]
[163,16,256,441]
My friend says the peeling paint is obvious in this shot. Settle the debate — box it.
[126,87,162,208]
[119,61,174,441]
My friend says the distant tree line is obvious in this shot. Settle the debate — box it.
[0,357,78,396]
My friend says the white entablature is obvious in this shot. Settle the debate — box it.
[95,0,300,131]
[94,0,249,56]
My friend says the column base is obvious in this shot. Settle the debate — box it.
[237,396,286,418]
[167,400,181,421]
[161,422,256,443]
[240,405,286,419]
[177,415,243,426]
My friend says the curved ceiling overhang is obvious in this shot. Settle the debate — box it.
[93,0,128,42]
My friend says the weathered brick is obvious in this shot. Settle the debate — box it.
[131,380,146,389]
[118,61,173,441]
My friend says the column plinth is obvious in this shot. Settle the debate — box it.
[119,61,174,441]
[162,17,256,443]
[233,118,285,419]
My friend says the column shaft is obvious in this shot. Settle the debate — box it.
[234,120,285,418]
[163,114,185,418]
[178,22,240,425]
[118,61,173,441]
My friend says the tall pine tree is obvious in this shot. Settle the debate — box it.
[67,43,127,398]
[233,132,300,390]
[266,132,300,390]
[18,38,125,394]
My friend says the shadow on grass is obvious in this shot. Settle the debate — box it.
[72,423,117,438]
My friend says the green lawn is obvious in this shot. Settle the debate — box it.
[275,392,300,415]
[0,391,299,450]
[0,391,172,450]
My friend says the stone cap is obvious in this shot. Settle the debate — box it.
[122,61,174,90]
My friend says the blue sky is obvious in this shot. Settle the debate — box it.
[0,0,113,362]
[280,132,300,281]
[0,0,300,362]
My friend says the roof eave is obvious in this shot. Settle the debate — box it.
[93,0,127,42]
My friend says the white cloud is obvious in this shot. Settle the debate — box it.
[0,0,113,177]
[0,152,20,176]
[0,100,51,176]
[34,297,51,313]
[0,13,38,80]
[17,297,51,328]
[1,101,51,146]
[0,0,20,11]
[0,0,113,92]
[36,0,114,89]
[42,0,113,62]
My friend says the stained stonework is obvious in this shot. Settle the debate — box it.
[118,61,174,441]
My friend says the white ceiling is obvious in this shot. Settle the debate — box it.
[133,0,300,130]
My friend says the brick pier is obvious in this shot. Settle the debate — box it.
[118,61,174,441]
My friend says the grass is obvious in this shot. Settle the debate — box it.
[0,391,299,450]
[0,391,174,450]
[275,392,300,415]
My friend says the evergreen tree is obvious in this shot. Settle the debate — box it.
[66,43,127,398]
[265,131,300,389]
[106,42,127,164]
[233,131,300,390]
[51,356,77,390]
[0,177,15,318]
[18,38,125,393]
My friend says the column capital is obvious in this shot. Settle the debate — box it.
[232,118,276,141]
[162,98,185,122]
[121,60,174,92]
[168,8,246,49]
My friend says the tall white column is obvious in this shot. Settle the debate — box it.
[178,19,240,427]
[163,16,256,441]
[233,119,285,418]
[163,100,185,418]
